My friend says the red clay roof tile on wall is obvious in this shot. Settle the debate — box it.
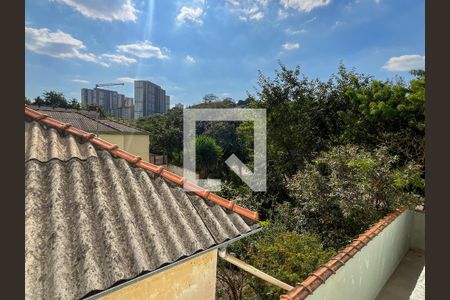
[25,106,259,221]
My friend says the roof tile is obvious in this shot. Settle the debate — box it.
[25,117,260,299]
[25,106,259,221]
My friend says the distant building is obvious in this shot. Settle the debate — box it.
[134,80,170,119]
[174,103,184,109]
[81,88,134,120]
[119,97,135,120]
[165,95,171,111]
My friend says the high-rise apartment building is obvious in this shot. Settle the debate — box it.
[134,80,170,119]
[118,97,135,120]
[165,95,171,112]
[81,88,94,105]
[81,80,170,120]
[81,88,135,120]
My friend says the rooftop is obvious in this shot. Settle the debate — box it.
[27,105,145,134]
[25,107,260,299]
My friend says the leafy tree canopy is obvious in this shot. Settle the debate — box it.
[284,145,424,248]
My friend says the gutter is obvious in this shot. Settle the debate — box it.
[218,248,294,291]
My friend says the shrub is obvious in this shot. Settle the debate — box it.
[285,145,424,248]
[218,223,335,300]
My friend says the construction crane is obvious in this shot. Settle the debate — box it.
[95,82,125,89]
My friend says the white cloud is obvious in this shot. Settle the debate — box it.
[282,42,300,50]
[285,27,307,35]
[278,9,289,20]
[331,20,344,29]
[100,54,137,65]
[55,0,138,22]
[382,55,425,72]
[250,11,264,20]
[72,79,89,84]
[226,0,268,22]
[25,26,145,67]
[305,16,317,23]
[176,6,204,25]
[185,55,196,63]
[116,77,136,83]
[280,0,331,13]
[25,26,108,67]
[117,41,168,59]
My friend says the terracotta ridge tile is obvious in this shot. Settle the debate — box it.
[25,106,259,221]
[280,207,407,300]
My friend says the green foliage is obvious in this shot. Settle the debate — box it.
[70,98,80,110]
[125,64,425,300]
[285,145,424,248]
[196,134,223,177]
[193,98,237,108]
[202,93,220,103]
[334,67,425,167]
[42,91,69,108]
[219,225,335,300]
[31,91,83,110]
[32,96,45,106]
[247,232,334,299]
[136,108,183,165]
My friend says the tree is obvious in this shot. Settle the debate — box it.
[25,97,31,105]
[193,98,236,108]
[196,121,251,181]
[196,134,223,178]
[42,91,68,108]
[136,108,183,165]
[32,96,45,106]
[202,93,220,103]
[70,98,81,109]
[285,145,424,248]
[244,63,340,217]
[333,66,425,168]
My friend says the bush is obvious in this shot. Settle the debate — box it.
[196,134,223,178]
[217,223,335,300]
[285,145,424,248]
[250,231,334,299]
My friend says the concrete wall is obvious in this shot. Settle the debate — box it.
[98,133,149,162]
[410,211,425,251]
[306,210,414,300]
[101,250,218,300]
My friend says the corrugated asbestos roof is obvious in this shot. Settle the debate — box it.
[28,106,145,134]
[25,115,260,299]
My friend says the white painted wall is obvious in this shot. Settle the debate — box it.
[410,211,425,251]
[306,210,415,300]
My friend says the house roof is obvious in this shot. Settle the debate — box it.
[28,105,145,134]
[280,208,406,300]
[25,107,260,299]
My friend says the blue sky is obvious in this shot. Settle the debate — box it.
[25,0,424,106]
